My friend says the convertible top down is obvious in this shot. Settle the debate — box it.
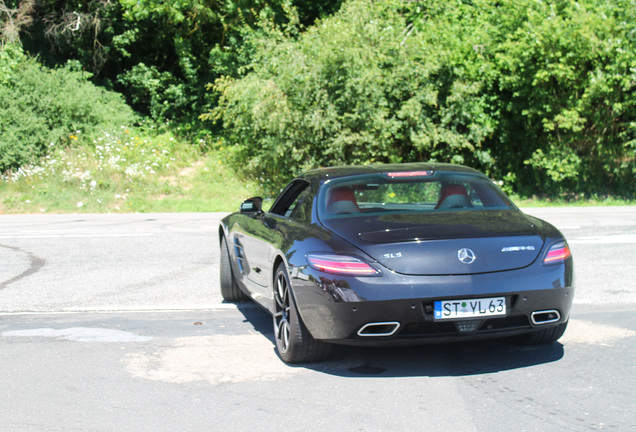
[219,163,573,363]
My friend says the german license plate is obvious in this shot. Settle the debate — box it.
[434,297,506,320]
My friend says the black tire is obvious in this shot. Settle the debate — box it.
[517,320,568,345]
[273,263,332,363]
[219,236,248,302]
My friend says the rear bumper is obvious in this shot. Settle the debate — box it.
[290,260,574,344]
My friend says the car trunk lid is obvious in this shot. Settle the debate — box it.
[325,210,544,275]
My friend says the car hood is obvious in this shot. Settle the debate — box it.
[323,210,545,275]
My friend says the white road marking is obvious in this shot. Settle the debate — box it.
[0,233,155,239]
[0,304,257,316]
[2,327,152,342]
[62,304,252,312]
[569,234,636,244]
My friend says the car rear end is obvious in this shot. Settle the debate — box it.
[290,166,573,345]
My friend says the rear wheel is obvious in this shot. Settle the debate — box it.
[273,263,332,363]
[517,321,568,345]
[219,236,248,302]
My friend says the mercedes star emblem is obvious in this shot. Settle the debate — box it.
[457,248,476,264]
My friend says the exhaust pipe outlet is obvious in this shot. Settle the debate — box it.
[357,322,400,337]
[531,310,561,325]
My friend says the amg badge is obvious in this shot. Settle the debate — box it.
[501,246,536,252]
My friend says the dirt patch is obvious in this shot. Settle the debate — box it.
[158,161,205,191]
[178,161,205,178]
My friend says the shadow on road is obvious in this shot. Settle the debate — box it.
[322,341,564,378]
[234,302,275,339]
[235,302,565,378]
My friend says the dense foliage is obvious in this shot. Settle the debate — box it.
[211,0,636,197]
[1,0,341,123]
[0,44,137,172]
[489,0,636,197]
[1,0,635,199]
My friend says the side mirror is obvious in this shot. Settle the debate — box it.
[240,197,263,214]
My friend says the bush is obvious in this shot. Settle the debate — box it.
[488,0,636,197]
[209,0,496,191]
[7,0,341,125]
[0,45,138,172]
[209,0,636,198]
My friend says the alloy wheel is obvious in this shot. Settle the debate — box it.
[274,269,291,353]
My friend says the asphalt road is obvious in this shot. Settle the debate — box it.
[0,209,635,431]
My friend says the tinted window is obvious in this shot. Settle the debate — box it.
[270,181,311,219]
[319,172,511,220]
[287,187,313,223]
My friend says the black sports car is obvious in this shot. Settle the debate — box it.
[219,163,573,363]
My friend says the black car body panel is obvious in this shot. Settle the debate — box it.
[219,163,574,348]
[288,258,573,342]
[326,210,544,275]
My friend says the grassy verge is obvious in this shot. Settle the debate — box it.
[510,195,635,207]
[0,127,265,214]
[1,127,633,214]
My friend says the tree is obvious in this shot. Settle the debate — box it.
[209,0,497,190]
[6,0,341,124]
[210,0,636,198]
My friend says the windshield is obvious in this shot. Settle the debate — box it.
[318,172,513,221]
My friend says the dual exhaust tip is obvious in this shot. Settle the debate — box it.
[357,309,561,337]
[531,309,561,325]
[357,321,400,337]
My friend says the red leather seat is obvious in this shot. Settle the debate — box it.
[435,184,471,209]
[326,187,360,213]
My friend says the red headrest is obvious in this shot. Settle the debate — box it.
[326,187,359,213]
[436,184,468,209]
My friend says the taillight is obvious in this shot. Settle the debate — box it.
[306,253,380,276]
[543,242,571,264]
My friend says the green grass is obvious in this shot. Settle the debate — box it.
[1,126,633,214]
[509,195,635,208]
[0,127,266,214]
